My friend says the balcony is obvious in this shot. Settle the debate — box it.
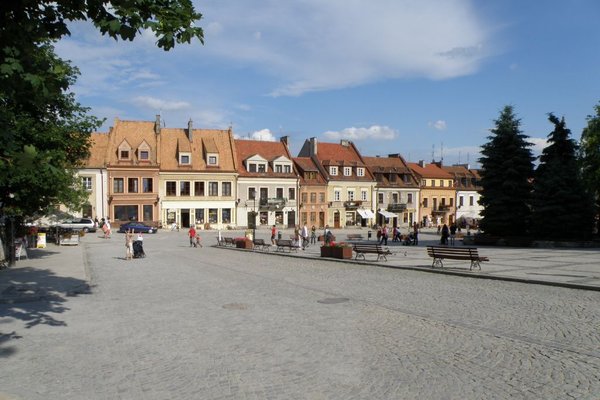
[387,202,407,212]
[259,197,287,210]
[343,201,362,209]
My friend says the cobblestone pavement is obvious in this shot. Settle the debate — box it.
[1,229,599,399]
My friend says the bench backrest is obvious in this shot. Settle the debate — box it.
[277,239,293,246]
[254,239,265,245]
[427,246,479,258]
[353,243,385,251]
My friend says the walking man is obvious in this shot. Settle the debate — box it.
[188,226,197,247]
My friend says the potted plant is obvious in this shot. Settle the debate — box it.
[235,237,253,249]
[321,242,352,259]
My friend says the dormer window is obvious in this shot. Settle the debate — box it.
[275,165,282,173]
[139,151,149,160]
[284,165,291,173]
[344,167,351,176]
[207,154,218,166]
[120,150,130,159]
[330,166,338,176]
[258,164,266,173]
[357,168,365,177]
[117,140,132,161]
[179,152,191,165]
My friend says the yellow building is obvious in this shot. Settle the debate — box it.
[408,161,456,227]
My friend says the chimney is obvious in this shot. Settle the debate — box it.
[418,160,426,168]
[388,153,400,158]
[340,139,350,147]
[154,115,161,135]
[187,119,193,142]
[310,137,318,157]
[280,135,289,147]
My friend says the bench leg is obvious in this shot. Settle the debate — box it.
[470,260,481,271]
[432,258,443,268]
[355,253,366,261]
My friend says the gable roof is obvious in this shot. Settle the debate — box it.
[293,157,326,185]
[408,162,453,179]
[235,139,296,178]
[106,119,159,166]
[85,132,109,168]
[363,155,418,187]
[159,127,237,172]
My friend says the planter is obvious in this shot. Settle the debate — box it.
[321,246,352,259]
[236,239,253,249]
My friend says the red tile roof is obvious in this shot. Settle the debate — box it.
[235,139,296,177]
[408,162,453,179]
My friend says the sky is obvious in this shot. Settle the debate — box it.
[55,0,600,167]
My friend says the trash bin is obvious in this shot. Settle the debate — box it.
[278,231,282,240]
[368,231,372,240]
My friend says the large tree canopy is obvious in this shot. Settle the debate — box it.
[0,1,204,217]
[580,102,600,235]
[531,114,594,240]
[478,106,535,237]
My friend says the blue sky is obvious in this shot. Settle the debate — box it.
[55,0,600,167]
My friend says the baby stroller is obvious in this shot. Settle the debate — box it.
[133,240,145,258]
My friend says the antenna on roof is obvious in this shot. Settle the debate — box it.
[441,141,444,164]
[431,144,435,162]
[458,151,461,164]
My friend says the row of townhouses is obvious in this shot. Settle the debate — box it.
[78,116,483,230]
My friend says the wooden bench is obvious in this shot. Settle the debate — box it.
[426,246,489,270]
[352,243,392,262]
[222,237,235,246]
[276,239,298,252]
[346,233,364,241]
[253,238,271,251]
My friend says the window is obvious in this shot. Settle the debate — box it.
[82,177,92,191]
[431,180,436,187]
[344,167,351,176]
[248,163,257,173]
[441,198,446,206]
[450,198,454,207]
[119,150,129,160]
[423,198,428,208]
[378,193,384,204]
[459,196,464,207]
[208,182,218,196]
[139,150,149,160]
[361,190,367,201]
[357,168,365,177]
[114,205,138,221]
[166,181,176,196]
[208,155,218,165]
[275,165,282,173]
[347,190,355,201]
[248,187,256,200]
[113,178,124,193]
[284,165,291,173]
[222,209,231,224]
[222,182,232,197]
[407,193,413,204]
[179,153,191,165]
[301,212,308,225]
[392,193,398,203]
[142,178,153,193]
[310,193,317,203]
[258,164,266,173]
[334,190,341,201]
[330,166,338,176]
[440,180,444,187]
[143,205,153,222]
[195,181,204,196]
[276,188,284,199]
[128,178,138,193]
[208,209,218,223]
[288,188,295,200]
[180,181,191,196]
[195,209,204,224]
[319,193,325,203]
[310,212,316,223]
[469,196,474,206]
[389,174,397,183]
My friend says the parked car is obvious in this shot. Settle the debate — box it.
[118,221,157,234]
[56,218,96,233]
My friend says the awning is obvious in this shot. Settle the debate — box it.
[378,210,397,219]
[357,209,376,219]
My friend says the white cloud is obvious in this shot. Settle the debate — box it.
[323,125,397,141]
[132,96,191,111]
[528,137,549,155]
[201,0,492,96]
[235,129,277,141]
[429,120,447,130]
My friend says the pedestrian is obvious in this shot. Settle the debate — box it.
[125,229,133,260]
[103,218,111,239]
[188,226,197,247]
[195,234,202,248]
[379,224,388,245]
[271,225,277,245]
[301,224,309,249]
[324,225,332,245]
[310,225,317,244]
[412,222,419,245]
[294,226,301,249]
[449,223,457,245]
[441,224,450,245]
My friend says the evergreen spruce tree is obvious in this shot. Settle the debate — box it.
[531,114,594,240]
[580,102,600,235]
[479,106,535,237]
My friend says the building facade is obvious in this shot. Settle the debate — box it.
[293,157,328,228]
[444,165,483,227]
[409,161,456,227]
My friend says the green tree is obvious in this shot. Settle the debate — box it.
[580,102,600,235]
[1,1,204,262]
[479,106,535,237]
[531,114,594,240]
